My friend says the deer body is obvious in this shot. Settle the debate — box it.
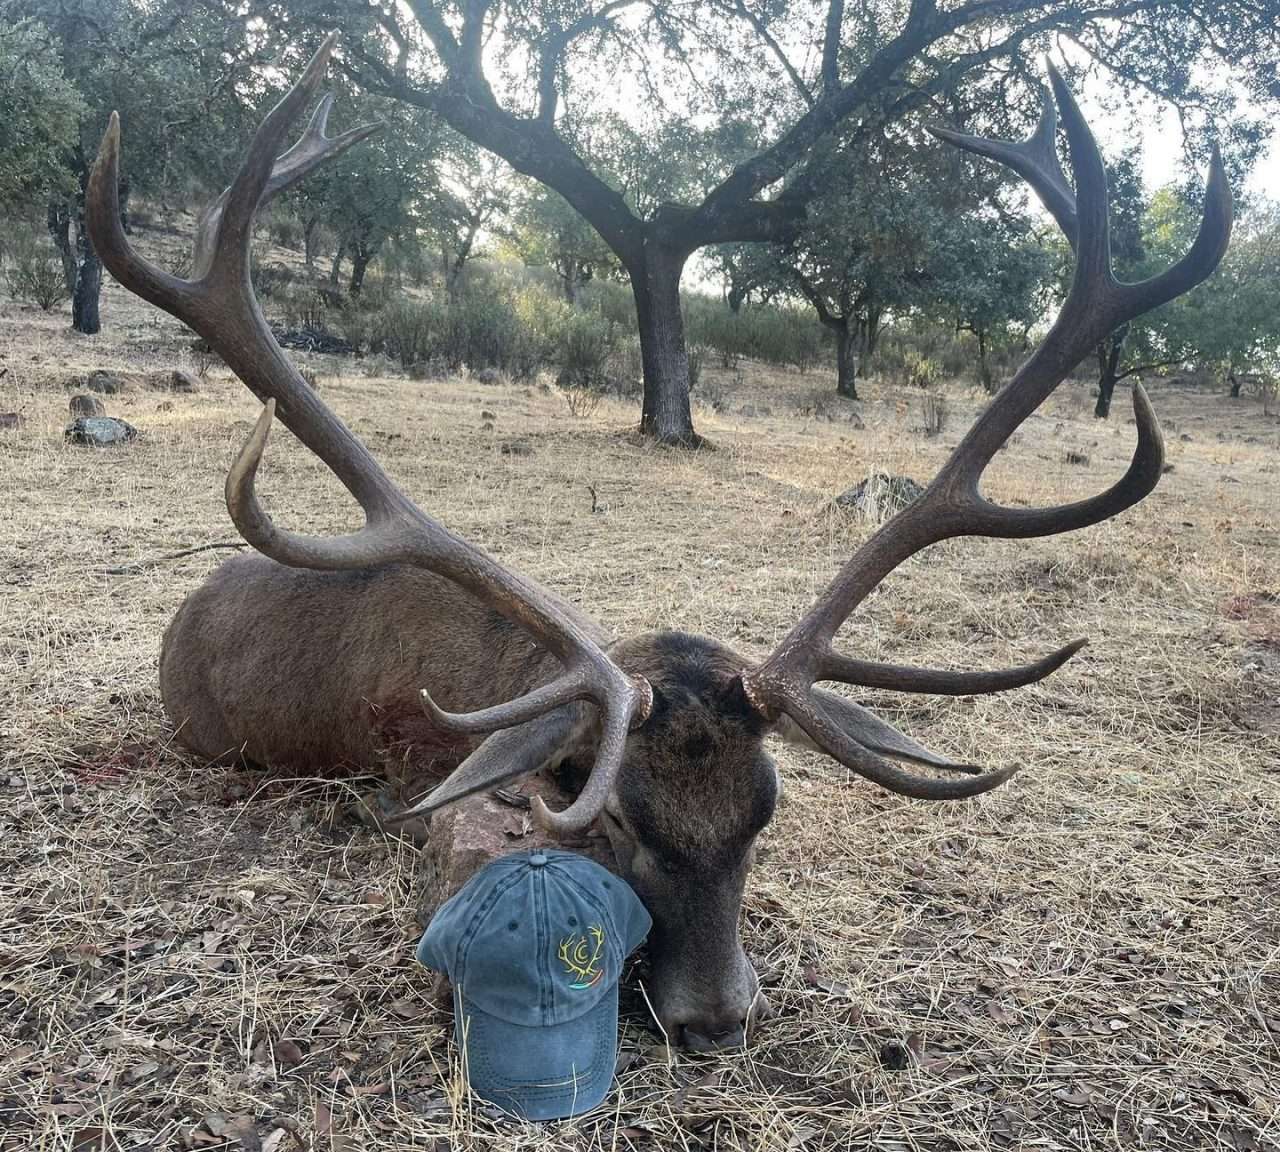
[161,553,574,770]
[87,38,1231,1052]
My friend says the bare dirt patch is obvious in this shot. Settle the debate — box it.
[2,264,1278,1150]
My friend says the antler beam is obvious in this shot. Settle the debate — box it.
[87,34,650,835]
[743,63,1232,798]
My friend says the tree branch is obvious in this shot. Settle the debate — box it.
[822,0,844,93]
[720,0,814,107]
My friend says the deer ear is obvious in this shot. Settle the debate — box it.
[773,688,978,774]
[392,703,589,820]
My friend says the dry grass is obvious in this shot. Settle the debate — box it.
[2,261,1279,1152]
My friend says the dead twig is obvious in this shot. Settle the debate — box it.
[103,541,247,575]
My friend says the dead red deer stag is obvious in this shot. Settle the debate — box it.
[86,35,1231,1051]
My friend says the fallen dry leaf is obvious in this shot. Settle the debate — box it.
[671,1070,720,1112]
[124,1060,160,1084]
[802,964,850,997]
[275,1039,304,1069]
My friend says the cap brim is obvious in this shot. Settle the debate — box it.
[454,983,618,1122]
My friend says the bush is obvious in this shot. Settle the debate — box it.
[375,290,545,379]
[267,206,302,251]
[556,311,619,390]
[683,294,827,372]
[378,296,444,371]
[4,231,69,311]
[278,284,330,330]
[336,299,382,355]
[920,391,947,436]
[903,351,941,390]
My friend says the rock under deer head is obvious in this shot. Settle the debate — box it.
[86,35,1231,1049]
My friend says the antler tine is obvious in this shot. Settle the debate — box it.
[193,90,381,279]
[822,638,1087,694]
[85,114,191,314]
[420,667,593,735]
[205,32,342,286]
[88,34,652,837]
[784,691,1020,799]
[744,64,1232,800]
[929,80,1077,241]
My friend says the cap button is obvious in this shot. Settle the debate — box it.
[528,852,549,867]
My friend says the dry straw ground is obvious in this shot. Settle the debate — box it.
[1,257,1278,1152]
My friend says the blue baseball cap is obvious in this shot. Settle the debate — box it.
[417,849,652,1121]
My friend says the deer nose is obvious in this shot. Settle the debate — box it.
[680,1020,747,1051]
[676,992,772,1050]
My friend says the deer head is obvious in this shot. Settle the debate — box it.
[87,36,1231,1049]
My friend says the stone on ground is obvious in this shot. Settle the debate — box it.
[65,416,138,446]
[69,394,106,417]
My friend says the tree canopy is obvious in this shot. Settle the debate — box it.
[242,0,1280,441]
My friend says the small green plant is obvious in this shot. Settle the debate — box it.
[903,351,941,390]
[5,232,69,311]
[920,390,947,437]
[563,384,603,418]
[378,297,444,371]
[556,311,618,391]
[686,343,705,393]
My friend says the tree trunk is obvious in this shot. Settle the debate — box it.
[561,261,581,305]
[47,202,76,293]
[117,172,132,234]
[633,244,698,445]
[329,240,346,288]
[861,307,881,363]
[977,328,993,393]
[71,201,102,335]
[303,216,320,270]
[349,247,371,296]
[1094,325,1128,419]
[1228,371,1241,399]
[835,318,859,399]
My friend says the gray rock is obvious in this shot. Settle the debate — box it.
[0,412,24,430]
[65,416,138,446]
[475,367,502,385]
[69,394,106,417]
[738,404,772,417]
[168,369,200,393]
[835,472,925,519]
[81,370,125,394]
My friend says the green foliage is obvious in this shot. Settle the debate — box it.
[1135,193,1280,381]
[4,228,70,310]
[0,22,82,211]
[375,289,543,379]
[513,184,618,302]
[901,352,941,391]
[683,296,826,372]
[556,311,621,390]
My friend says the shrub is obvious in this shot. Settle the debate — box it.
[5,231,69,311]
[685,342,711,393]
[903,351,941,390]
[336,300,382,355]
[378,296,444,371]
[920,391,947,437]
[278,284,330,330]
[556,311,619,390]
[563,385,603,417]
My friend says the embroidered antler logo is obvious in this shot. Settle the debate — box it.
[558,925,605,989]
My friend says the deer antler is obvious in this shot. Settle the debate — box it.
[86,33,650,835]
[742,63,1232,799]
